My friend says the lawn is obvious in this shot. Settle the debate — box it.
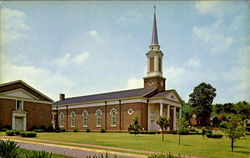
[30,132,250,158]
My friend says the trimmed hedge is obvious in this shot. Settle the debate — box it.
[20,131,37,137]
[73,128,78,132]
[100,129,106,133]
[86,128,90,133]
[33,129,45,133]
[206,133,223,139]
[129,130,139,134]
[5,130,14,136]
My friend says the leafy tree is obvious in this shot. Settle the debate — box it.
[128,116,141,136]
[181,102,195,124]
[188,82,216,125]
[176,118,188,145]
[221,114,246,152]
[233,101,250,120]
[157,116,170,141]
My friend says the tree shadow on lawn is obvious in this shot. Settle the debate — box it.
[234,151,250,154]
[234,146,246,149]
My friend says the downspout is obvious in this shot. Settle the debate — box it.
[146,99,149,131]
[119,100,121,132]
[56,106,58,129]
[66,105,68,131]
[105,101,107,130]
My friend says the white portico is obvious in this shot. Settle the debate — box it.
[148,90,182,131]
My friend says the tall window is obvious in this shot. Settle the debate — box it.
[60,112,64,127]
[70,111,75,127]
[96,109,102,127]
[159,58,162,72]
[16,100,23,110]
[110,108,117,127]
[150,57,154,72]
[82,111,88,127]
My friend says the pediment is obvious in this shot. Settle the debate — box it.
[165,92,181,103]
[0,89,38,100]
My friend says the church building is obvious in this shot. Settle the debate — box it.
[52,8,183,132]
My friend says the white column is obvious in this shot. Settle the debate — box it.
[154,56,158,72]
[167,105,170,131]
[173,107,176,130]
[12,115,15,130]
[24,115,27,131]
[147,57,150,73]
[160,103,163,116]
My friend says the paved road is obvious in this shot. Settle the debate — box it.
[15,140,146,158]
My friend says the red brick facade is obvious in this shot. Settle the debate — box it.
[55,102,148,131]
[0,80,53,131]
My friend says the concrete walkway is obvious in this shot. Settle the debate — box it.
[1,136,208,158]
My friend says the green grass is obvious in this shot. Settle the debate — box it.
[33,132,250,158]
[2,132,250,158]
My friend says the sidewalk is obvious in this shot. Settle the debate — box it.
[1,136,208,158]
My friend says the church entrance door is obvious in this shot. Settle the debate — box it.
[15,117,24,130]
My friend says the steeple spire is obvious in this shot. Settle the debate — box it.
[151,5,159,45]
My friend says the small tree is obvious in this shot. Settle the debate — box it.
[221,114,246,152]
[157,116,170,141]
[128,116,141,136]
[176,118,188,145]
[201,127,207,140]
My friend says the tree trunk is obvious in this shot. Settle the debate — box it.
[162,132,164,141]
[231,138,234,152]
[178,134,180,145]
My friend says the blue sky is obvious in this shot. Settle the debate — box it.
[0,1,249,103]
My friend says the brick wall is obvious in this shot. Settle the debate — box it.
[56,102,148,131]
[0,98,52,130]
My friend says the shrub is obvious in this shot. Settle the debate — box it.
[140,131,148,134]
[0,140,21,158]
[3,125,11,130]
[129,130,139,134]
[13,129,21,135]
[34,129,45,133]
[47,125,55,132]
[60,128,66,132]
[100,129,105,133]
[20,131,37,137]
[207,129,212,134]
[149,152,183,158]
[86,128,90,133]
[188,128,196,132]
[30,125,38,131]
[5,130,15,136]
[172,130,177,134]
[73,128,78,132]
[179,128,189,135]
[148,131,157,134]
[25,150,52,158]
[39,125,47,131]
[206,133,223,139]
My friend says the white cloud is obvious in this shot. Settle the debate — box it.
[125,78,143,89]
[187,58,200,66]
[1,55,75,100]
[55,52,90,68]
[192,22,234,55]
[86,30,102,41]
[195,1,221,15]
[1,7,29,44]
[117,10,143,26]
[72,52,90,65]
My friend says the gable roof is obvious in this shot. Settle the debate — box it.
[53,88,157,106]
[0,80,53,102]
[151,89,183,103]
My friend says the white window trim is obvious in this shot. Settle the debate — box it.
[110,108,117,127]
[82,110,88,127]
[128,108,134,115]
[95,109,102,127]
[59,112,64,127]
[16,100,23,110]
[70,111,76,127]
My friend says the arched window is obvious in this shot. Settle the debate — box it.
[82,111,88,127]
[60,112,64,127]
[70,111,76,127]
[95,109,102,127]
[110,108,117,127]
